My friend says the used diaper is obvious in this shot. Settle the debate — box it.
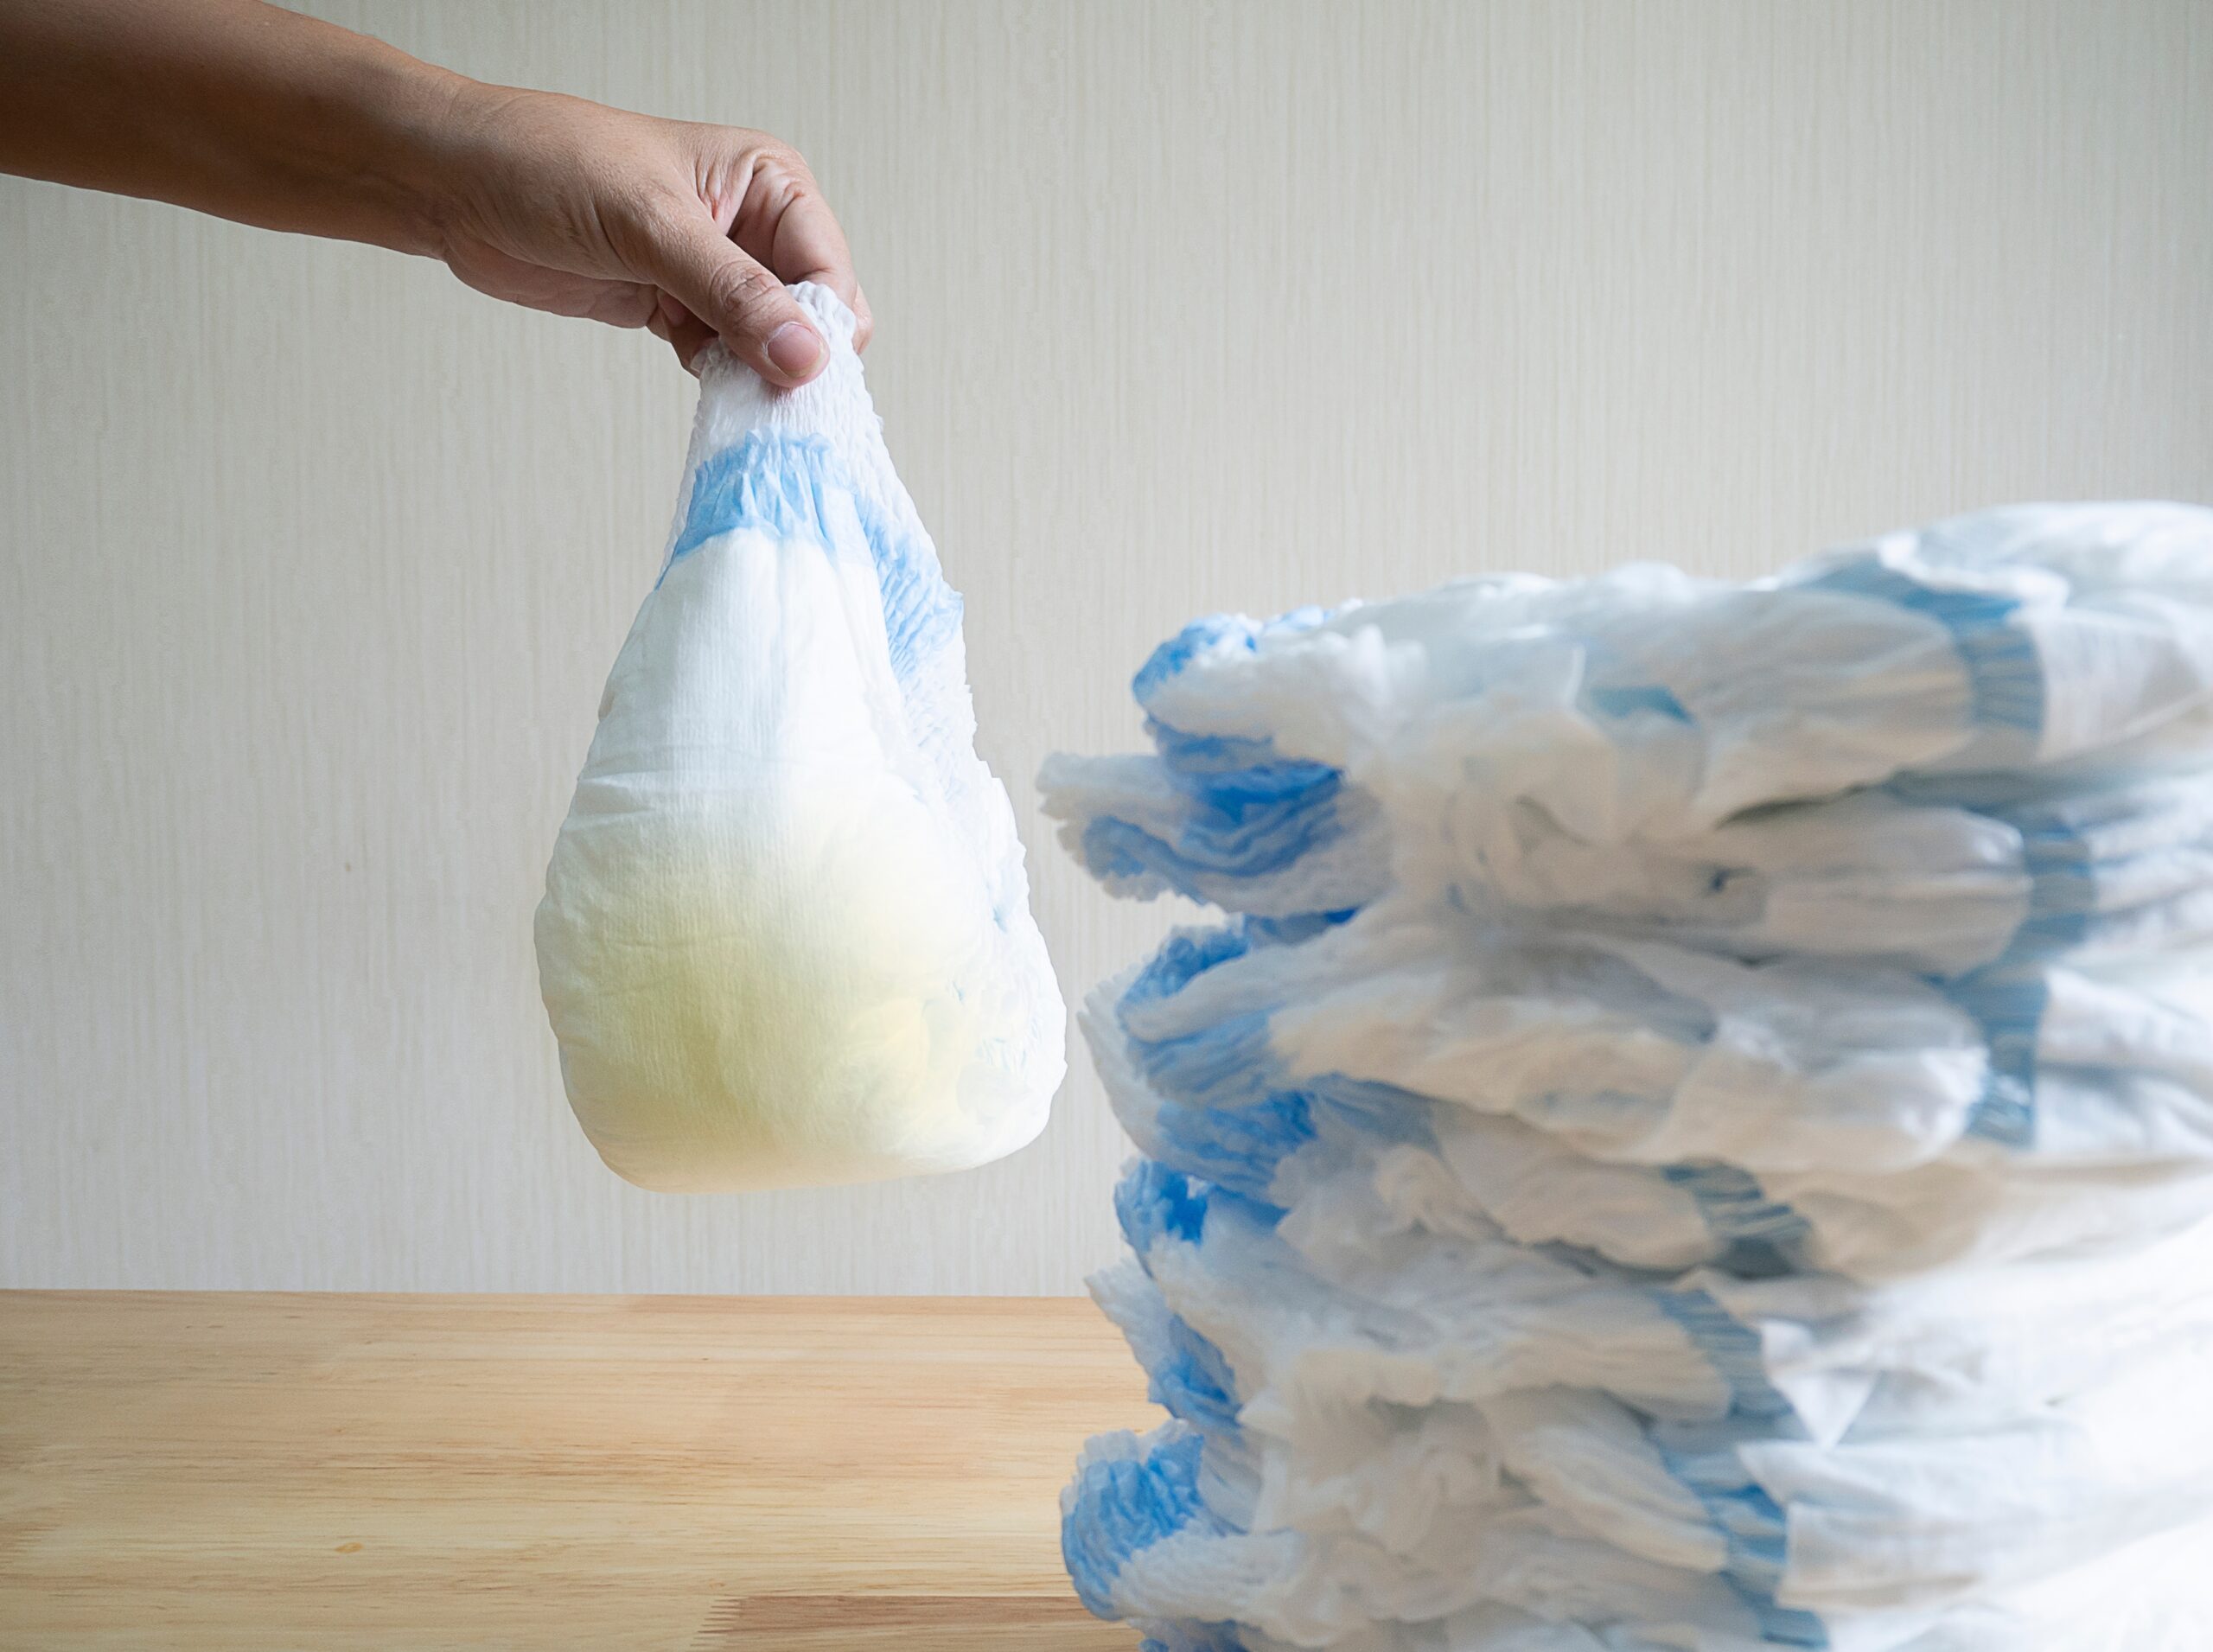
[535,284,1065,1191]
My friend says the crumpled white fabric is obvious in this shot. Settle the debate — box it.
[535,284,1064,1191]
[1042,503,2213,930]
[1094,905,2213,1279]
[1069,1420,2213,1652]
[1053,503,2213,1650]
[1051,768,2213,976]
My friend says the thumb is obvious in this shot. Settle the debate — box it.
[649,215,826,386]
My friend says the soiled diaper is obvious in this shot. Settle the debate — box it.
[534,284,1064,1191]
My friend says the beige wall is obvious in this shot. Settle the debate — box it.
[3,1,2209,1292]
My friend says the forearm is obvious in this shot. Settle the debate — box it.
[3,0,866,380]
[0,0,468,254]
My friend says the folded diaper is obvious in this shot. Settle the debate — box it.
[1043,504,2213,928]
[1068,1421,2213,1651]
[1094,911,2213,1273]
[1055,504,2213,1649]
[1051,764,2213,977]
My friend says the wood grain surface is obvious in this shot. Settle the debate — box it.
[0,1292,1155,1649]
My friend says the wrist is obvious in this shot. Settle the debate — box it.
[335,53,486,260]
[396,77,591,267]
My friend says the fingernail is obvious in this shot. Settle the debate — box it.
[766,322,824,379]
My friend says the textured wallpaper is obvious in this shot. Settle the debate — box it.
[3,0,2208,1292]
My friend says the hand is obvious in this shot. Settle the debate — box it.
[0,1,867,381]
[428,86,870,383]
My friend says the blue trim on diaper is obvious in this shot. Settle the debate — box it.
[1116,925,1406,1205]
[1140,1630,1250,1652]
[1949,969,2046,1147]
[1650,1423,1825,1642]
[1170,755,1346,819]
[1152,1315,1245,1437]
[1138,1620,1253,1652]
[1114,1162,1291,1259]
[1802,559,2043,740]
[1102,1160,1843,1646]
[1119,1072,1432,1214]
[1147,1089,1315,1205]
[1135,617,1258,703]
[1138,723,1348,817]
[1902,778,2213,974]
[1117,1159,1215,1251]
[1725,1580,1831,1649]
[1300,1076,1440,1146]
[1658,1439,1790,1585]
[668,431,962,686]
[1117,928,1445,1144]
[1588,683,1693,723]
[1062,1428,1209,1617]
[1132,608,1332,706]
[1126,924,1254,1008]
[2014,821,2100,954]
[1119,916,1351,1018]
[1077,779,1349,895]
[1661,1164,1813,1278]
[1131,1011,1283,1113]
[1246,909,1360,945]
[1148,719,1302,775]
[1653,1290,1795,1420]
[1075,744,1351,903]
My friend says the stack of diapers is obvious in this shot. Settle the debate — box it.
[1049,503,2213,1649]
[536,284,1064,1192]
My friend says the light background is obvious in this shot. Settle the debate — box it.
[3,0,2210,1292]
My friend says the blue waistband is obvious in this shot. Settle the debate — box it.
[668,431,960,686]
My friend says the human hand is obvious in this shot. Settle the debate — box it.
[0,1,864,381]
[428,85,870,383]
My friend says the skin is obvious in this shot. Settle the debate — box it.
[0,0,869,381]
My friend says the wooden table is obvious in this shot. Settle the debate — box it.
[0,1293,1158,1649]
